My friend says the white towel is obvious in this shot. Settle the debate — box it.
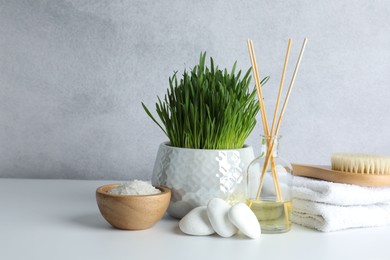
[293,198,390,232]
[293,176,390,205]
[292,176,390,231]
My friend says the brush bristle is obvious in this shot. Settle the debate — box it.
[331,153,390,174]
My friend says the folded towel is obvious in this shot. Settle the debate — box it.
[292,198,390,232]
[293,176,390,206]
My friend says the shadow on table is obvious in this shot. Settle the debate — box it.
[69,212,113,230]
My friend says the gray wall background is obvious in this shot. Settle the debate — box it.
[1,0,390,180]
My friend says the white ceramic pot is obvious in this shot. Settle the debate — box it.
[152,142,255,219]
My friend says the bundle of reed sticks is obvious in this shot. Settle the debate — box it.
[247,38,308,204]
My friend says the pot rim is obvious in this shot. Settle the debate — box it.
[160,141,253,152]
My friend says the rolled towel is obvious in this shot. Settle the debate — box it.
[292,198,390,232]
[293,176,390,206]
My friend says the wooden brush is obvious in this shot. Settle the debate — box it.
[332,153,390,174]
[293,153,390,186]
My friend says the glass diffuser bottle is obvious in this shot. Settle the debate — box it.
[247,135,293,233]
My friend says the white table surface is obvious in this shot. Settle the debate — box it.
[1,178,390,260]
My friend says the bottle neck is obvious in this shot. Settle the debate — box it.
[260,135,281,158]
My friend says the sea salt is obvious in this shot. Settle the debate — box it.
[108,180,161,195]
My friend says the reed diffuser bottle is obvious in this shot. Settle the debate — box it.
[247,135,293,233]
[245,37,307,233]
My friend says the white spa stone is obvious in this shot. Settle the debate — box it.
[228,203,261,239]
[207,198,238,237]
[179,206,215,236]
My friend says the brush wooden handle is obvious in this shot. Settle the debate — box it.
[292,164,390,187]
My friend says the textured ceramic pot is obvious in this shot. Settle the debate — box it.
[152,142,255,219]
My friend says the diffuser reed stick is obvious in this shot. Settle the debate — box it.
[254,38,308,201]
[247,40,283,201]
[270,39,292,136]
[247,40,270,136]
[258,39,293,226]
[264,39,292,203]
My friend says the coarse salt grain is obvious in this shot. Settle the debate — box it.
[108,180,161,195]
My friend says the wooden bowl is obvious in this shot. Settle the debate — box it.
[96,184,171,230]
